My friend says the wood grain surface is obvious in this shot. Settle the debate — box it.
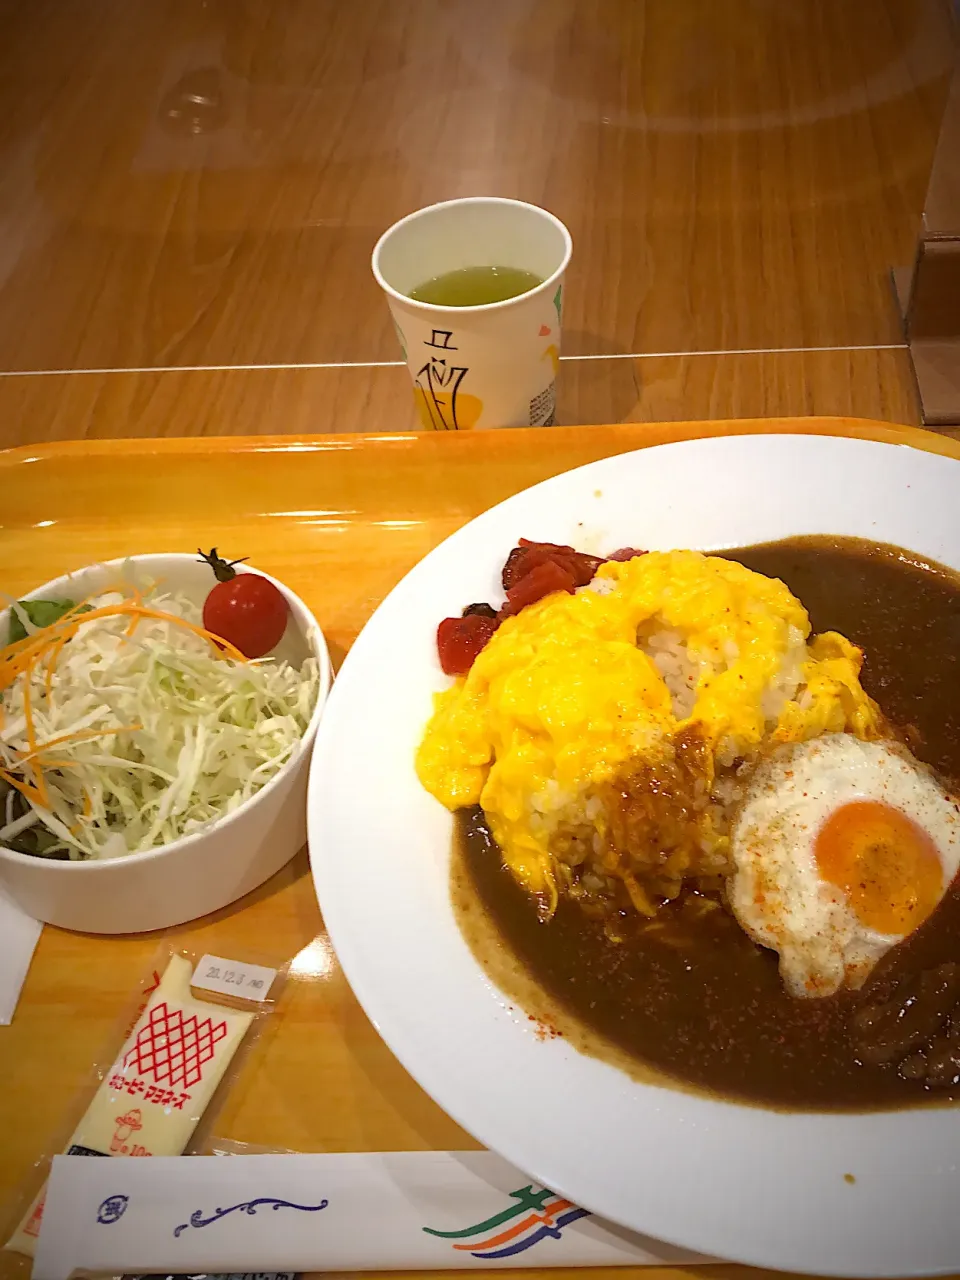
[0,348,927,446]
[0,0,952,373]
[2,421,960,1280]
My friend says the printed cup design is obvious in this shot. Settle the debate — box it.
[410,327,485,432]
[373,198,572,431]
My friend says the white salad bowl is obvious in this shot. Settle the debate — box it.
[0,553,330,934]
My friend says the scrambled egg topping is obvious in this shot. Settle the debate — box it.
[416,551,882,903]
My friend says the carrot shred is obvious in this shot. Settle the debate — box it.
[0,768,44,807]
[43,639,65,699]
[0,593,246,815]
[38,588,124,697]
[16,724,143,766]
[19,662,48,808]
[0,600,247,695]
[122,585,144,635]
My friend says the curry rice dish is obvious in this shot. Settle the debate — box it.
[417,536,960,1109]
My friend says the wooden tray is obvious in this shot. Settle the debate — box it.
[3,417,960,1280]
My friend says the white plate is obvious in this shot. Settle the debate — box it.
[308,434,960,1277]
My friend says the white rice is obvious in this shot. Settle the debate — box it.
[640,621,806,723]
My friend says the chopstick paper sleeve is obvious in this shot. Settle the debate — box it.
[32,1150,712,1278]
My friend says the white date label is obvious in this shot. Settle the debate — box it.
[192,954,277,1002]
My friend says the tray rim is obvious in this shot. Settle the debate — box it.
[3,416,959,470]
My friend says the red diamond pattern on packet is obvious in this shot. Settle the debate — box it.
[122,1000,228,1090]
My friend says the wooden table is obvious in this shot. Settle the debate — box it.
[0,0,956,442]
[3,418,960,1280]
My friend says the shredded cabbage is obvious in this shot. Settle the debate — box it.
[0,586,318,860]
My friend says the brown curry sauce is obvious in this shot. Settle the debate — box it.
[454,537,960,1111]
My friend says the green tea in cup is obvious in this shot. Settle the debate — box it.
[408,265,543,307]
[372,196,572,429]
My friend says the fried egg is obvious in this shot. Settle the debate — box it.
[729,735,960,998]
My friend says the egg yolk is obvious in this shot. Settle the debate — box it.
[814,800,943,936]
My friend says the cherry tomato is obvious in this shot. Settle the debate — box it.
[199,548,289,658]
[437,614,498,675]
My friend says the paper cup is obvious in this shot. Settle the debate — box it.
[372,197,572,430]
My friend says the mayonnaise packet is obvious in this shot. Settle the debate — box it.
[4,948,285,1261]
